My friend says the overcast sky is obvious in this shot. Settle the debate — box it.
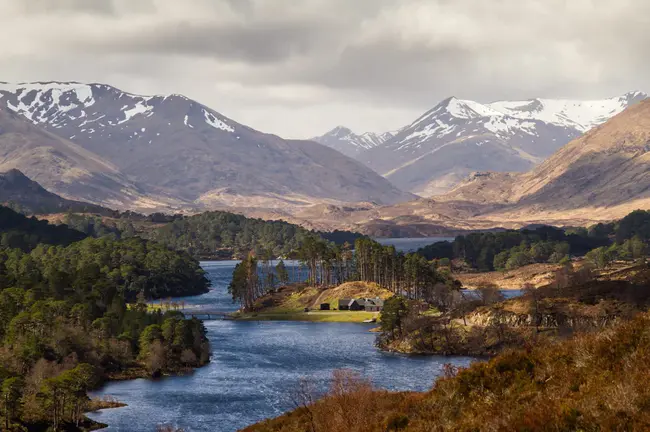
[0,0,648,138]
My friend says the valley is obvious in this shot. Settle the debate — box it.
[1,12,650,431]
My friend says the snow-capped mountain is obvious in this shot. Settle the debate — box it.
[311,126,395,159]
[0,81,237,149]
[0,81,412,209]
[363,91,647,196]
[487,91,647,132]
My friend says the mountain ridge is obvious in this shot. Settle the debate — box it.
[0,81,414,211]
[324,91,647,197]
[311,125,396,158]
[266,99,650,236]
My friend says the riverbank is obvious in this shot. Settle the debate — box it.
[85,260,477,432]
[233,310,380,323]
[242,311,650,432]
[377,266,650,356]
[232,281,392,323]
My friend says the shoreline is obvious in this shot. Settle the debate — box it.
[231,310,380,323]
[86,364,208,429]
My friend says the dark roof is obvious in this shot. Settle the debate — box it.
[339,298,385,307]
[356,298,385,306]
[371,298,385,306]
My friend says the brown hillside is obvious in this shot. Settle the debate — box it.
[328,99,650,234]
[512,98,650,207]
[0,107,175,210]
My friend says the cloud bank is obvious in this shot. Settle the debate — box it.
[0,0,648,137]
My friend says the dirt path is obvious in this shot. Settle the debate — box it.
[310,288,330,309]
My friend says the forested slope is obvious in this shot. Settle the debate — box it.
[150,211,364,259]
[0,205,211,430]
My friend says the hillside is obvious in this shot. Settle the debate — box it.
[0,82,413,211]
[452,98,650,223]
[243,310,650,431]
[0,168,111,214]
[235,281,392,323]
[296,100,650,235]
[360,92,646,196]
[0,204,210,430]
[0,106,167,210]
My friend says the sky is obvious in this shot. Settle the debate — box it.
[0,0,648,138]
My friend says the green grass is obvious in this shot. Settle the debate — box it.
[234,310,380,323]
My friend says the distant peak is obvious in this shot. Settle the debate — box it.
[327,126,353,137]
[431,96,503,119]
[620,90,648,101]
[435,96,459,108]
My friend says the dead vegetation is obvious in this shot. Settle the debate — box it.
[243,311,650,431]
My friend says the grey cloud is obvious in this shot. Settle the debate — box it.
[20,0,120,15]
[0,0,649,137]
[87,20,340,64]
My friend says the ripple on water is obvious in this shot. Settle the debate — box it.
[88,261,476,432]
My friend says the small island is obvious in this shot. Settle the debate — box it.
[232,281,390,323]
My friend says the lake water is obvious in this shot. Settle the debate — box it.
[88,261,475,432]
[375,237,455,253]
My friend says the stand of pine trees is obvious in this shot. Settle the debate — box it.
[229,237,458,312]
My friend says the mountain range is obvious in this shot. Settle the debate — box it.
[0,82,412,211]
[315,92,647,196]
[2,79,649,236]
[300,98,650,235]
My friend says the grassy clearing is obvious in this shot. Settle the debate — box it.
[234,310,380,323]
[239,281,392,323]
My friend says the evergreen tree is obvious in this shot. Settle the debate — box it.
[276,260,290,286]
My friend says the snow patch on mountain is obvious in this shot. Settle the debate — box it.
[119,101,153,124]
[203,109,234,132]
[0,82,98,126]
[446,97,505,119]
[0,81,236,135]
[390,91,648,153]
[487,91,648,132]
[361,91,647,197]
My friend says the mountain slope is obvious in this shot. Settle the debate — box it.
[380,98,650,230]
[0,105,173,210]
[286,100,650,235]
[0,168,109,214]
[0,82,413,209]
[506,98,650,214]
[311,126,395,159]
[364,92,647,196]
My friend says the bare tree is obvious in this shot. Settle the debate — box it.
[476,283,505,306]
[523,283,540,334]
[288,377,319,432]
